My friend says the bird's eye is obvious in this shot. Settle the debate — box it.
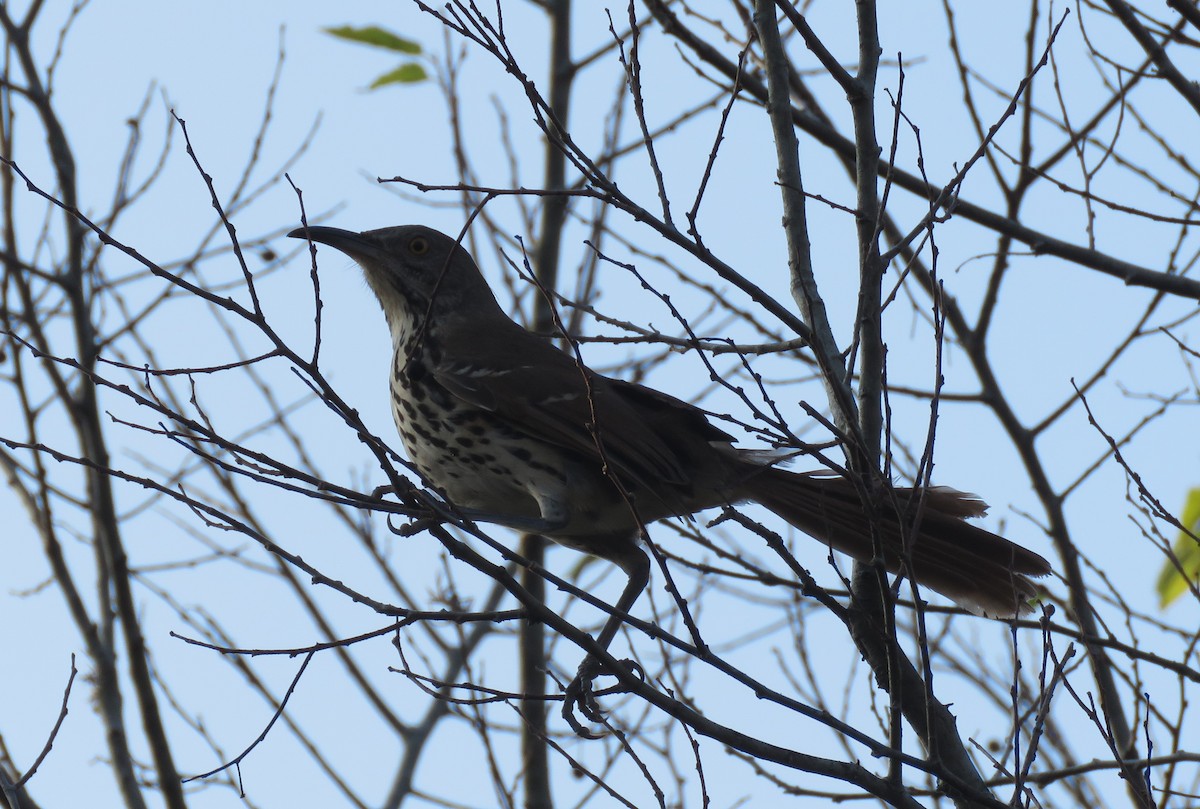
[409,236,429,255]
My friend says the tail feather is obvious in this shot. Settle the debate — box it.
[743,468,1052,618]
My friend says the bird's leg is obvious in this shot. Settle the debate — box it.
[563,546,650,735]
[451,483,573,535]
[375,485,571,536]
[452,508,571,535]
[593,550,650,652]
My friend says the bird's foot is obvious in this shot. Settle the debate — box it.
[393,517,439,537]
[372,487,439,536]
[561,655,645,738]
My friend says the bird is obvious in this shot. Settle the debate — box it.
[288,223,1051,656]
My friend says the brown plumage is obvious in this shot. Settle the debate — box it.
[289,224,1051,645]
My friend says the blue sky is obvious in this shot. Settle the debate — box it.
[3,2,1197,807]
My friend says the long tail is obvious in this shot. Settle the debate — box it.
[742,468,1052,617]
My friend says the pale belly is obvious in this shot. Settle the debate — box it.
[388,375,645,542]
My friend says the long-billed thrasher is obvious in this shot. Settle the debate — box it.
[289,223,1051,655]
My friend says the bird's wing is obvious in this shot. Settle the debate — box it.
[428,320,729,489]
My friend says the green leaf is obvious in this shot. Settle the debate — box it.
[368,63,428,89]
[1156,487,1200,608]
[324,25,422,55]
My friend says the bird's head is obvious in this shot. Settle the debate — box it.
[288,224,502,334]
